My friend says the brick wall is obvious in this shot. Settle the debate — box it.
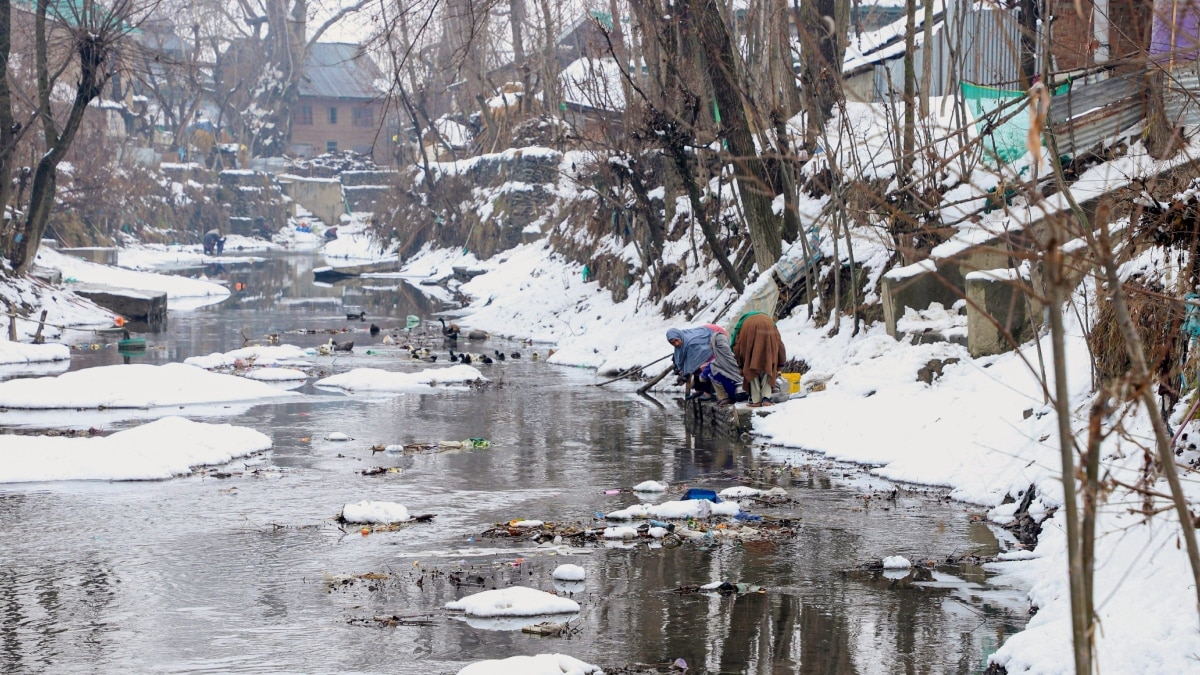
[290,96,389,161]
[1050,0,1150,73]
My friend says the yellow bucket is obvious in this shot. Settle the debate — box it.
[781,372,801,395]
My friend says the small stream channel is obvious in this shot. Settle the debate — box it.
[0,253,1028,674]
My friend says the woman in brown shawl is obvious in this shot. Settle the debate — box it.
[730,312,786,407]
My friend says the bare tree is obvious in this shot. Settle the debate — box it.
[6,0,152,275]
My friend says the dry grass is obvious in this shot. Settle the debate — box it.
[1089,283,1187,392]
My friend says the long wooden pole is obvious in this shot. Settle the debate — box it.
[595,353,672,387]
[637,365,675,395]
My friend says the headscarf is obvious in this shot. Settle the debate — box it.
[731,313,786,390]
[667,326,715,374]
[728,311,764,348]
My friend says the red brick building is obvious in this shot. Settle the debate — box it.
[289,43,392,162]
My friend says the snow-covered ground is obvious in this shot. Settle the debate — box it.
[398,222,1200,671]
[116,241,267,270]
[0,339,70,365]
[4,85,1196,672]
[36,248,230,306]
[320,212,395,263]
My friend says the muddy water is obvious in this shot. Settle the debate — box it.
[0,254,1027,674]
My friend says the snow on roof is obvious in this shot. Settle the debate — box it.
[843,1,943,75]
[559,57,626,112]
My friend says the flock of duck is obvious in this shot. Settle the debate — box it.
[315,313,542,363]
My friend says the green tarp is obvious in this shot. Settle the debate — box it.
[961,81,1070,165]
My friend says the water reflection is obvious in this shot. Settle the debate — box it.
[0,253,1027,673]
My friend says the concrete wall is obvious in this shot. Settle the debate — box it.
[965,269,1036,357]
[59,247,118,265]
[279,176,345,227]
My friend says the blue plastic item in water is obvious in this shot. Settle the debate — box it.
[683,488,721,503]
[735,512,763,522]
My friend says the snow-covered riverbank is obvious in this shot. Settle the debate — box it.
[2,216,1194,670]
[416,239,1200,673]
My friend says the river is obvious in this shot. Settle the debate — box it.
[0,252,1028,674]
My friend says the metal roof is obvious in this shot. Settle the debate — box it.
[298,43,383,101]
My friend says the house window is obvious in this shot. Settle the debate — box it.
[297,105,313,125]
[328,107,338,124]
[352,107,374,127]
[326,141,338,153]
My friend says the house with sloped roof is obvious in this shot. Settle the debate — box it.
[289,43,391,163]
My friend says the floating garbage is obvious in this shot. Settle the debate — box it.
[683,488,721,502]
[510,520,544,528]
[688,581,766,595]
[520,621,570,637]
[603,526,637,539]
[437,438,492,450]
[719,486,761,498]
[633,480,668,492]
[360,466,403,476]
[325,432,352,441]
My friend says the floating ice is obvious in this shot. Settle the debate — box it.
[718,486,761,498]
[882,556,912,570]
[457,653,603,675]
[340,501,410,523]
[0,416,271,482]
[314,364,484,392]
[445,586,580,617]
[632,480,667,492]
[551,564,585,581]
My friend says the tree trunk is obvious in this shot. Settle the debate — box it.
[0,0,14,262]
[10,0,110,274]
[794,0,845,149]
[1144,70,1184,160]
[1018,0,1037,87]
[920,0,933,117]
[901,0,916,187]
[687,0,781,273]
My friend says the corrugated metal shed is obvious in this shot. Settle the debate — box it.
[299,43,383,100]
[1049,72,1145,157]
[867,3,1029,102]
[1164,67,1200,126]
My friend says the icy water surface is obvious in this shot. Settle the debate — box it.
[0,254,1028,673]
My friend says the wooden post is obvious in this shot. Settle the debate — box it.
[32,310,48,344]
[637,365,675,395]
